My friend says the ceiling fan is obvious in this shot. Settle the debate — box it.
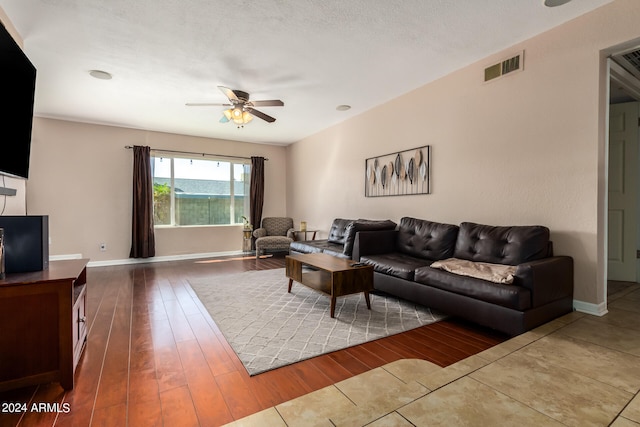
[186,86,284,126]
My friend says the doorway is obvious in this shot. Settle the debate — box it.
[607,51,640,299]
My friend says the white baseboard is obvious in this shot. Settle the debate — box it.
[573,299,608,317]
[49,253,83,261]
[50,251,250,267]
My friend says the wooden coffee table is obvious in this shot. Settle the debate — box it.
[285,253,374,318]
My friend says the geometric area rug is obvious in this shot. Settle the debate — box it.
[188,268,446,376]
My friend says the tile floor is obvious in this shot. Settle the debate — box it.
[224,284,640,426]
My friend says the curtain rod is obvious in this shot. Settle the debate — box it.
[124,145,268,161]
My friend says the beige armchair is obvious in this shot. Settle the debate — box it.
[253,217,295,258]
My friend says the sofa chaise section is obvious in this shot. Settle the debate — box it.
[290,218,396,260]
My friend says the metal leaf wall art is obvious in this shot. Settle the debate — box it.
[365,145,430,197]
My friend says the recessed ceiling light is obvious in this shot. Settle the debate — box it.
[336,105,351,111]
[89,69,112,80]
[544,0,572,7]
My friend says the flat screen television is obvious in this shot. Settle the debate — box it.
[0,22,36,180]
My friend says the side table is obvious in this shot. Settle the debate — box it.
[293,229,317,241]
[242,229,253,252]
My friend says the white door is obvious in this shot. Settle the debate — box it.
[608,101,639,282]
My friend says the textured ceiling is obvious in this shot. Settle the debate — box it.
[0,0,613,145]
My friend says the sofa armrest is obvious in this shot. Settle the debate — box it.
[514,256,573,307]
[253,228,267,238]
[352,230,398,261]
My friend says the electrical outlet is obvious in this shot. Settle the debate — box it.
[99,242,107,251]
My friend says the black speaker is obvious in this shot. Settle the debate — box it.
[0,215,49,274]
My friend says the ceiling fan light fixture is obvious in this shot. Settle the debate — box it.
[190,86,282,125]
[231,110,253,125]
[223,107,253,125]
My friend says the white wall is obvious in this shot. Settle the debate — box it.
[286,0,640,309]
[26,118,288,263]
[0,177,26,215]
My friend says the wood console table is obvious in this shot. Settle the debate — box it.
[0,259,89,392]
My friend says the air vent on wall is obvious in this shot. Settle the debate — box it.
[484,51,524,83]
[611,47,640,81]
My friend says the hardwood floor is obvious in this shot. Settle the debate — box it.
[0,253,508,427]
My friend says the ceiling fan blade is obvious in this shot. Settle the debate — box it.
[247,108,276,123]
[218,86,239,102]
[219,115,229,123]
[186,102,232,107]
[250,99,284,107]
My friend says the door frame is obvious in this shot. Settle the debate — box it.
[602,50,640,309]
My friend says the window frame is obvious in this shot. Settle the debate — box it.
[151,154,250,228]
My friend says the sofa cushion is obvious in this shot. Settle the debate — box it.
[430,258,517,284]
[414,266,531,310]
[453,222,550,266]
[360,252,433,281]
[343,219,397,256]
[327,218,355,244]
[396,217,459,261]
[322,248,351,259]
[290,239,342,255]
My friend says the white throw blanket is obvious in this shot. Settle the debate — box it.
[430,258,517,284]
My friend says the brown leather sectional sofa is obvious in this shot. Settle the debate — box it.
[352,217,574,336]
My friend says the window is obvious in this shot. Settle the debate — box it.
[152,155,250,226]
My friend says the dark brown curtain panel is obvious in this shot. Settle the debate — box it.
[250,156,265,250]
[130,145,156,258]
